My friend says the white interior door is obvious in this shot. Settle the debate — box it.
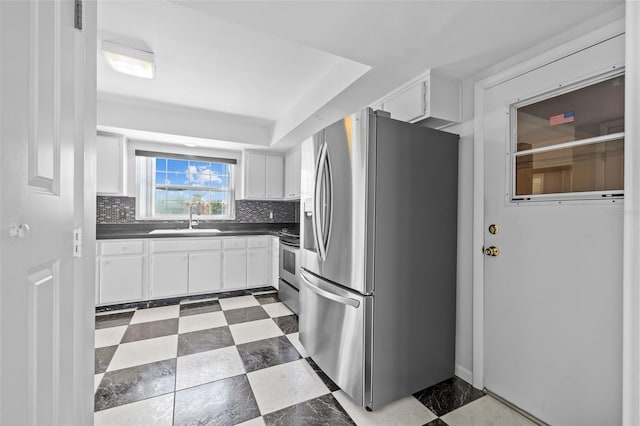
[0,1,86,424]
[483,35,624,425]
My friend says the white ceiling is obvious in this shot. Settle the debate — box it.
[97,0,624,150]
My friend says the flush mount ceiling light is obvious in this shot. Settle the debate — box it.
[101,40,155,79]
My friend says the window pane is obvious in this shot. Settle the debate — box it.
[515,139,624,196]
[167,159,188,173]
[155,171,168,186]
[516,75,624,152]
[155,158,167,172]
[166,172,189,186]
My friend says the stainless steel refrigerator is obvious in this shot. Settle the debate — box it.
[299,108,458,410]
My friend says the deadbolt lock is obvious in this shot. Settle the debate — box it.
[484,246,500,257]
[488,224,499,235]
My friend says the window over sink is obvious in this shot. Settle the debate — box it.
[135,150,236,219]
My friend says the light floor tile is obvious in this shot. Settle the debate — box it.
[262,302,294,318]
[130,305,180,324]
[176,346,245,390]
[286,333,308,358]
[237,416,266,426]
[247,359,329,415]
[178,311,227,334]
[94,374,104,393]
[219,295,259,310]
[95,326,127,348]
[333,390,436,426]
[107,335,178,372]
[94,393,174,426]
[441,395,537,426]
[229,319,284,345]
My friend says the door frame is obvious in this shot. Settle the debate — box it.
[471,14,639,421]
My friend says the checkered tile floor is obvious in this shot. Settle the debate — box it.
[94,290,535,426]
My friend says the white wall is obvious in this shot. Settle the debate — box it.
[441,79,475,382]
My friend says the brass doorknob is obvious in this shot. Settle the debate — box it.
[484,246,500,257]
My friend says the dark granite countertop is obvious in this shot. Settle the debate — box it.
[97,222,298,240]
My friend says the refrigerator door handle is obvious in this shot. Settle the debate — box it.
[313,142,329,261]
[300,269,360,308]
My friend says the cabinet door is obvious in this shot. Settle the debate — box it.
[100,255,144,304]
[96,133,125,195]
[245,152,266,198]
[223,250,247,289]
[265,155,284,198]
[189,251,223,294]
[382,81,426,122]
[247,248,270,287]
[289,148,301,198]
[150,253,189,298]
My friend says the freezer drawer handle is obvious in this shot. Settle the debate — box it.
[300,270,360,308]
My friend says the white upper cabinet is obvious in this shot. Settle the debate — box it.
[244,151,284,199]
[284,147,301,199]
[265,155,284,198]
[378,70,461,128]
[96,132,127,195]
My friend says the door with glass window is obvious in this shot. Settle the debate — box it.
[483,35,624,425]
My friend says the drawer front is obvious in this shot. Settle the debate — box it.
[100,240,145,256]
[223,238,247,250]
[150,238,222,253]
[247,236,270,248]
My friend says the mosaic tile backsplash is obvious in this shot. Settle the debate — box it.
[97,196,298,224]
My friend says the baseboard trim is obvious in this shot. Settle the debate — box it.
[455,363,473,385]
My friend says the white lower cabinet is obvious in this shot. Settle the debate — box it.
[97,235,273,305]
[99,255,144,304]
[150,253,189,299]
[223,250,247,290]
[189,252,223,293]
[247,248,269,287]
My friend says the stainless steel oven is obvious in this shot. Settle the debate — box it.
[278,231,300,314]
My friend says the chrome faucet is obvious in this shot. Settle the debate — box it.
[188,203,200,229]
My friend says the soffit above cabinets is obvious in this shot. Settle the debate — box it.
[97,0,623,150]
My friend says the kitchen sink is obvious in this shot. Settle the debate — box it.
[148,229,222,235]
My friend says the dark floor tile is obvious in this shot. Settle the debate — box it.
[180,300,222,317]
[223,306,270,325]
[254,293,280,305]
[264,393,355,426]
[178,326,235,356]
[94,359,176,411]
[174,374,260,426]
[273,315,298,334]
[120,318,179,343]
[413,376,484,417]
[95,311,135,330]
[306,358,340,392]
[424,418,449,426]
[95,345,118,374]
[237,335,302,372]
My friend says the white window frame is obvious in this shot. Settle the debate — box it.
[136,153,236,220]
[508,68,625,203]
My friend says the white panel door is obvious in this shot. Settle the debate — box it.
[189,251,223,294]
[150,253,189,298]
[483,35,624,425]
[0,1,87,424]
[223,250,247,289]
